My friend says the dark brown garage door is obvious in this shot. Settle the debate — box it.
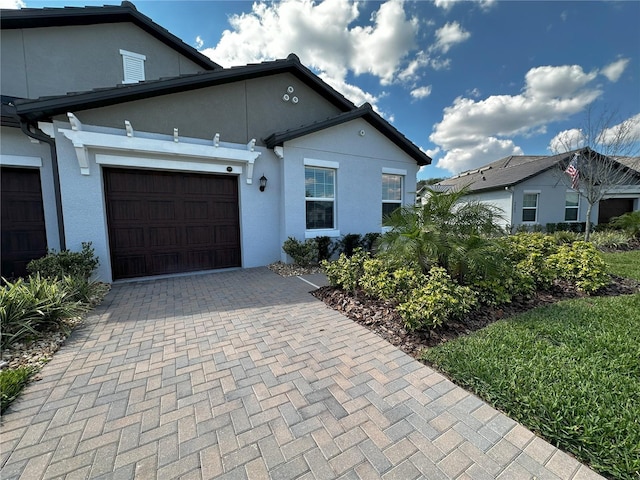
[1,167,48,279]
[104,168,240,280]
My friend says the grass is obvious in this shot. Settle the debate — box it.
[601,249,640,281]
[422,266,640,479]
[1,367,35,414]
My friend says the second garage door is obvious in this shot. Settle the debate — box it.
[104,168,241,280]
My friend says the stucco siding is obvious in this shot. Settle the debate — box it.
[53,73,343,146]
[463,190,513,229]
[513,168,594,227]
[279,118,419,259]
[0,126,61,252]
[2,23,205,99]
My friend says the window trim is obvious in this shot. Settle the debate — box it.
[120,49,146,84]
[304,163,338,233]
[382,172,404,221]
[522,191,539,223]
[564,190,580,222]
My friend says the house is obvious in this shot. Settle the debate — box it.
[433,149,640,231]
[0,2,431,282]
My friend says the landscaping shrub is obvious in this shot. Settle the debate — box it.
[360,258,425,303]
[547,241,610,293]
[502,233,558,289]
[321,249,369,292]
[27,242,99,281]
[361,232,381,253]
[337,234,362,257]
[282,237,318,267]
[0,274,87,349]
[550,230,580,245]
[609,210,640,239]
[315,236,337,262]
[588,230,632,250]
[397,267,478,331]
[0,366,34,413]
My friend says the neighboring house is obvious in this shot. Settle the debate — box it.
[433,149,640,231]
[0,2,431,281]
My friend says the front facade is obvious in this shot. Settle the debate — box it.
[435,151,640,231]
[0,3,430,281]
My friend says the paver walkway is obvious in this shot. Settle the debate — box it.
[0,268,603,479]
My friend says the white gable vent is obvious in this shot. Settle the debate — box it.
[120,49,146,84]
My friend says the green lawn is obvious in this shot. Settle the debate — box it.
[422,251,640,480]
[601,249,640,281]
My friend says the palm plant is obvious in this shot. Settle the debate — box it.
[378,187,506,284]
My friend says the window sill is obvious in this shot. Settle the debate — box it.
[305,229,340,239]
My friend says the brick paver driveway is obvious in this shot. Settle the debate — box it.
[1,268,603,479]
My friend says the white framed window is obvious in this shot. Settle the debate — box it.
[564,191,580,222]
[305,166,336,230]
[522,192,539,222]
[382,173,403,220]
[120,49,146,84]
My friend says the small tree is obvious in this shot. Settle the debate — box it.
[551,107,640,241]
[378,186,506,284]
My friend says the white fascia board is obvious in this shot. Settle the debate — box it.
[95,154,243,176]
[58,128,261,182]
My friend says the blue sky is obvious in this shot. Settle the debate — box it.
[6,0,640,180]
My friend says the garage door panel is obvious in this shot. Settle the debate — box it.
[184,201,209,220]
[1,167,48,278]
[113,255,147,278]
[215,249,241,268]
[112,227,145,249]
[211,202,240,221]
[109,200,144,221]
[105,168,240,279]
[184,250,214,270]
[148,227,179,247]
[215,225,240,244]
[151,253,181,273]
[148,201,176,220]
[184,226,213,245]
[3,200,46,223]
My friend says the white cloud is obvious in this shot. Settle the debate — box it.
[410,85,432,99]
[548,113,640,153]
[0,0,25,8]
[431,64,603,174]
[433,0,495,11]
[548,128,586,153]
[194,35,204,49]
[601,58,630,82]
[199,0,420,109]
[437,138,523,173]
[432,21,470,53]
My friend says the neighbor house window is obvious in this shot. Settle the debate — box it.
[522,192,539,222]
[382,174,403,220]
[565,191,579,221]
[120,49,146,84]
[305,166,336,230]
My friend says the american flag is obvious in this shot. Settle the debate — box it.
[565,153,580,190]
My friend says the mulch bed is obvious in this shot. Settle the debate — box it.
[312,275,640,359]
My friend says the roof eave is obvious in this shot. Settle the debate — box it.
[15,56,355,122]
[265,105,431,166]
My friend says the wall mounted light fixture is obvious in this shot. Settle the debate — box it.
[259,174,268,192]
